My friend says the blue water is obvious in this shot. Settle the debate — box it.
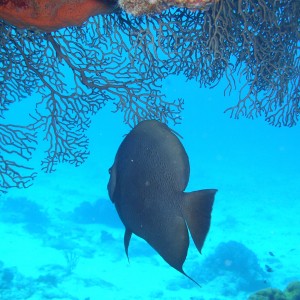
[1,28,300,300]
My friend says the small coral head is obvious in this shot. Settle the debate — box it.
[118,0,165,16]
[168,0,218,10]
[118,0,218,16]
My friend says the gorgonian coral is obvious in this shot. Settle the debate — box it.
[0,0,299,193]
[0,14,183,192]
[156,1,299,126]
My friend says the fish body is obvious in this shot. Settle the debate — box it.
[108,120,217,282]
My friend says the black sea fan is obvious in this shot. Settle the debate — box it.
[0,0,299,193]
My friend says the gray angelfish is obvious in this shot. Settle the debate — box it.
[107,120,217,285]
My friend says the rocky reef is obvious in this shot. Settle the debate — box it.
[248,281,300,300]
[197,241,267,294]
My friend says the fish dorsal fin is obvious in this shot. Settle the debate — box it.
[124,229,132,262]
[182,189,217,254]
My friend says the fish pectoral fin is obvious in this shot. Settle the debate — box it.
[124,228,132,262]
[182,189,217,254]
[107,164,117,202]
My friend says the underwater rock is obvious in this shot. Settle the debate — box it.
[0,197,49,225]
[248,281,300,300]
[100,230,116,243]
[284,281,300,300]
[0,265,15,289]
[198,241,266,293]
[38,263,71,285]
[0,259,86,299]
[248,288,287,300]
[71,198,122,227]
[0,261,35,300]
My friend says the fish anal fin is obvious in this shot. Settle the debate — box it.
[144,214,189,276]
[124,229,132,262]
[182,189,217,253]
[181,269,202,287]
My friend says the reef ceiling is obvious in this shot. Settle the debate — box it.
[0,0,299,193]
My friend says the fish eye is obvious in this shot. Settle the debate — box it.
[108,167,112,174]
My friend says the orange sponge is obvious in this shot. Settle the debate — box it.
[0,0,118,32]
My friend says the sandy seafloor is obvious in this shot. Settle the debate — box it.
[0,75,299,300]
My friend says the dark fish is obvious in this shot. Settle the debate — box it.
[107,120,217,284]
[265,265,273,272]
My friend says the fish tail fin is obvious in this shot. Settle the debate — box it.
[182,189,217,254]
